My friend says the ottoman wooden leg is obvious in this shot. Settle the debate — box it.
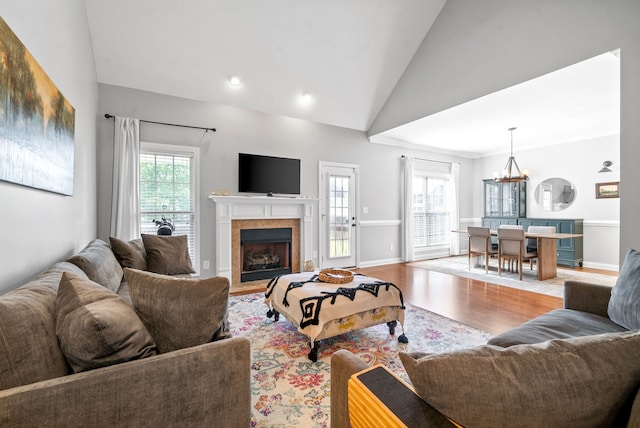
[387,320,397,335]
[308,341,319,362]
[387,320,409,344]
[266,309,280,322]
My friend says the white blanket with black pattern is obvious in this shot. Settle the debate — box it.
[265,271,405,343]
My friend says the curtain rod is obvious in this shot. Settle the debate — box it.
[401,155,452,165]
[104,114,216,132]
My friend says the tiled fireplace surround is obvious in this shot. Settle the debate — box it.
[209,196,316,288]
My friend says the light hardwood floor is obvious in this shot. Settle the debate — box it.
[355,263,616,335]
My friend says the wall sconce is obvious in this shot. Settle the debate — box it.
[598,161,613,173]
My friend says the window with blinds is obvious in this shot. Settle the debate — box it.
[139,143,199,270]
[412,175,450,248]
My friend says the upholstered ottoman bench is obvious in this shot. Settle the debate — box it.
[265,271,408,361]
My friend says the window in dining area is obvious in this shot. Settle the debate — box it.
[412,175,451,248]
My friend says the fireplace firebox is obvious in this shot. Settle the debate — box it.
[240,228,292,282]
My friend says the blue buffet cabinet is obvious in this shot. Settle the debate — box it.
[481,217,584,268]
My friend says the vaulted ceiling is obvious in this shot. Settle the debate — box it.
[85,1,619,158]
[85,0,445,132]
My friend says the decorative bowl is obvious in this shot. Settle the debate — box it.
[318,269,354,284]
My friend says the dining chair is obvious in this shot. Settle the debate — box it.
[467,227,497,273]
[497,226,535,280]
[524,225,556,270]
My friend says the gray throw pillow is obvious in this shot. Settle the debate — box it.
[124,268,231,353]
[66,239,124,292]
[55,272,157,373]
[608,248,640,330]
[141,234,195,275]
[109,236,147,271]
[400,331,640,428]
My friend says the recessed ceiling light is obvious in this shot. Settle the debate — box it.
[228,75,242,87]
[300,92,313,104]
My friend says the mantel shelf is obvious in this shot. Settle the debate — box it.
[209,195,318,204]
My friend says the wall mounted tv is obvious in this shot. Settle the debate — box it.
[238,153,301,196]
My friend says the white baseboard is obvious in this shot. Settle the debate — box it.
[359,257,403,268]
[582,261,619,273]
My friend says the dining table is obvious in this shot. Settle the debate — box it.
[454,229,583,281]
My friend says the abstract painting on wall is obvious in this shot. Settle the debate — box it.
[0,17,75,195]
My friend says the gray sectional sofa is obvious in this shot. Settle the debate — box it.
[332,249,640,428]
[0,239,251,427]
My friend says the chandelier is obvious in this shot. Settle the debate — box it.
[493,127,529,183]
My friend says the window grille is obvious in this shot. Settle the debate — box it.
[139,143,198,268]
[412,176,450,247]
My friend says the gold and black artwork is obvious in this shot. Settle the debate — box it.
[0,17,75,195]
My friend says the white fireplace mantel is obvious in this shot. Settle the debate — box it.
[209,195,317,281]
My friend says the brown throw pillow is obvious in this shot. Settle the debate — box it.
[141,234,195,275]
[109,236,147,270]
[55,272,157,373]
[66,239,124,292]
[124,268,231,353]
[0,263,83,390]
[400,331,640,428]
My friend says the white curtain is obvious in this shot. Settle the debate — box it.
[449,162,461,255]
[110,116,141,240]
[402,156,415,262]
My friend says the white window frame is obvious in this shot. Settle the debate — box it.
[412,170,453,260]
[139,142,200,275]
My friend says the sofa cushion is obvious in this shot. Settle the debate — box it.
[124,268,230,353]
[109,236,147,271]
[55,272,157,373]
[0,262,86,391]
[67,239,124,292]
[115,280,133,306]
[141,234,195,275]
[400,331,640,428]
[608,248,640,330]
[487,308,627,347]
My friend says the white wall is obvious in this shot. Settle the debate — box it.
[0,1,98,293]
[97,84,473,275]
[370,0,640,266]
[475,135,620,270]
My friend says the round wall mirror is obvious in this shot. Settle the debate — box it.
[534,178,576,211]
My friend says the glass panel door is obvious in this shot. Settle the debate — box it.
[484,180,500,217]
[502,182,517,217]
[329,175,351,258]
[320,163,358,268]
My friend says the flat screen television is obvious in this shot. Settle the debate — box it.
[238,153,301,196]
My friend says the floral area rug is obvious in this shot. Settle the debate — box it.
[228,292,492,428]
